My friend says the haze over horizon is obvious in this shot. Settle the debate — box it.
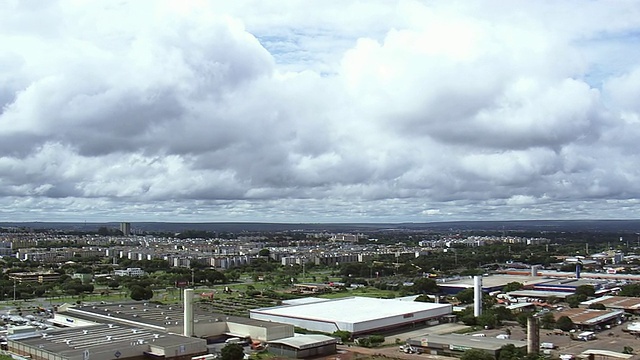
[2,1,640,223]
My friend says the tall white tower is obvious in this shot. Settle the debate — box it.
[473,275,482,317]
[183,288,194,337]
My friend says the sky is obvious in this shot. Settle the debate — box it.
[2,0,640,223]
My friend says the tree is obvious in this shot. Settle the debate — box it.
[619,284,640,297]
[575,285,595,298]
[415,294,434,302]
[546,296,560,305]
[566,295,584,308]
[130,285,153,301]
[258,248,270,257]
[493,306,515,322]
[556,316,574,332]
[220,344,245,360]
[498,344,526,360]
[107,280,121,289]
[516,313,530,328]
[623,346,634,355]
[412,277,440,294]
[332,330,351,343]
[502,282,524,293]
[588,303,606,310]
[460,349,494,360]
[478,312,498,329]
[456,288,475,304]
[539,312,556,329]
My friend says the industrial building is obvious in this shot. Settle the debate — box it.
[554,308,625,330]
[530,278,603,293]
[7,292,315,360]
[53,301,293,342]
[8,323,207,360]
[250,296,452,335]
[580,296,640,314]
[268,334,337,358]
[438,275,553,294]
[506,289,573,301]
[405,333,526,358]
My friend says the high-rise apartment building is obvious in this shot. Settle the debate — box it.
[120,222,131,236]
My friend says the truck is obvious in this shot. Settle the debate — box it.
[541,342,555,349]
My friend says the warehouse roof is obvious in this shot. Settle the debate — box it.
[64,302,284,330]
[406,333,526,352]
[581,296,640,310]
[506,290,572,299]
[555,308,625,325]
[269,334,337,350]
[252,296,451,323]
[438,275,553,289]
[7,323,204,358]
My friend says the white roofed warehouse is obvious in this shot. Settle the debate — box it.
[249,297,452,335]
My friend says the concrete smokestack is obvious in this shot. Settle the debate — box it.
[183,288,194,337]
[576,262,582,279]
[473,275,482,317]
[527,316,540,354]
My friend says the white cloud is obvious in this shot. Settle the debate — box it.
[1,0,640,222]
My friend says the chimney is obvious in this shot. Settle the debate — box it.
[473,275,482,317]
[527,316,540,354]
[576,262,582,279]
[183,288,194,337]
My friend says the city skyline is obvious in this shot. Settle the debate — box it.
[2,1,640,223]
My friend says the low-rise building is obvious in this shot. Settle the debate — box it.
[8,271,61,284]
[406,333,526,358]
[113,268,145,277]
[555,308,625,331]
[580,296,640,314]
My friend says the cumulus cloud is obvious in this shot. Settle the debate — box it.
[1,0,640,222]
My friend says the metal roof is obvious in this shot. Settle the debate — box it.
[269,334,337,350]
[8,323,203,358]
[407,333,526,352]
[65,301,284,330]
[251,296,451,324]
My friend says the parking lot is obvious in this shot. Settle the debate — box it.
[465,320,640,358]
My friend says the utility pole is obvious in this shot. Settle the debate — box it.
[13,278,16,301]
[191,268,195,288]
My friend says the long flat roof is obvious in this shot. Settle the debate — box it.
[555,308,625,325]
[439,275,553,289]
[581,296,640,310]
[407,333,526,352]
[252,297,451,323]
[7,323,203,357]
[66,302,284,330]
[507,290,572,299]
[270,334,337,349]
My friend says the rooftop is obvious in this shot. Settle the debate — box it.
[581,296,640,310]
[64,301,285,331]
[8,323,203,358]
[407,333,526,352]
[555,308,624,325]
[438,275,553,289]
[269,334,337,349]
[506,290,572,299]
[252,296,451,323]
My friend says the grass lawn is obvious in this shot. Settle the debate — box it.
[318,287,398,299]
